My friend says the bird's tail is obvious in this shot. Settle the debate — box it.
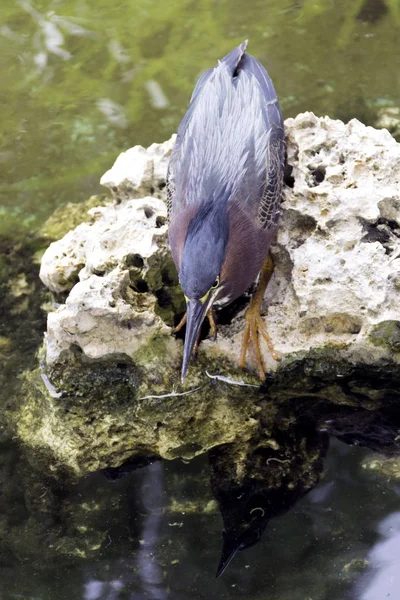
[220,40,248,77]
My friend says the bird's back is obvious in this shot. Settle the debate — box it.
[168,41,285,230]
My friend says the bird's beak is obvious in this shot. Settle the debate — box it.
[181,298,208,382]
[216,536,243,578]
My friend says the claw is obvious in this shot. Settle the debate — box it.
[239,313,278,381]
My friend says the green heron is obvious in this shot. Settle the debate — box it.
[167,40,285,381]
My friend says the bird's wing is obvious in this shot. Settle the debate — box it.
[257,133,285,230]
[239,54,285,230]
[166,67,214,222]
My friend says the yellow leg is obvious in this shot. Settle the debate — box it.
[207,307,217,341]
[238,252,279,381]
[174,312,187,333]
[174,308,217,354]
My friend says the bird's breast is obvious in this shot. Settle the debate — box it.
[218,203,275,304]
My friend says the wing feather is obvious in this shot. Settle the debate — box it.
[168,43,285,230]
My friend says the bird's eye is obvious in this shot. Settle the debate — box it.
[211,276,220,289]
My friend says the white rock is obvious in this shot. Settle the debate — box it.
[100,135,176,202]
[40,197,170,366]
[45,268,168,366]
[40,197,168,293]
[40,113,400,375]
[282,115,399,347]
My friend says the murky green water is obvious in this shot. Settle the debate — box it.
[1,0,400,231]
[1,0,400,598]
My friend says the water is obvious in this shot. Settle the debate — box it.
[1,431,400,599]
[1,0,400,598]
[1,0,400,230]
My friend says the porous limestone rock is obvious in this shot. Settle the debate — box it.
[41,113,400,373]
[22,112,400,476]
[40,197,173,365]
[100,136,176,202]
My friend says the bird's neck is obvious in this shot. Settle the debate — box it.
[179,198,230,298]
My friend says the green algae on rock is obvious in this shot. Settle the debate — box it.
[17,343,265,477]
[361,455,400,481]
[39,195,110,242]
[369,320,400,352]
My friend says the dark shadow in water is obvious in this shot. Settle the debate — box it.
[103,453,161,481]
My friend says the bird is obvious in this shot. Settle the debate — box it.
[167,40,285,382]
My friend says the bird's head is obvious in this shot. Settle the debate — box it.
[178,199,230,381]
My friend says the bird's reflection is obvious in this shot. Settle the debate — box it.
[209,415,329,576]
[209,401,400,576]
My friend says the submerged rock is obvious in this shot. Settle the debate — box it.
[16,112,400,476]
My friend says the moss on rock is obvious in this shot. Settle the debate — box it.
[369,320,400,352]
[16,333,268,477]
[39,195,110,242]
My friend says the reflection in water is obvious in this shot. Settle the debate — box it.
[20,0,94,68]
[97,401,400,585]
[96,99,128,129]
[135,461,167,600]
[356,512,400,600]
[20,0,71,62]
[210,416,328,576]
[85,461,168,600]
[207,401,400,576]
[84,578,124,600]
[1,400,400,597]
[316,404,400,455]
[144,81,170,110]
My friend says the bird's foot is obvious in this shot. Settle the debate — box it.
[238,251,279,380]
[238,309,279,381]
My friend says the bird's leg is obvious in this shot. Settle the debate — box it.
[174,308,217,354]
[174,312,187,333]
[239,252,279,381]
[207,306,218,341]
